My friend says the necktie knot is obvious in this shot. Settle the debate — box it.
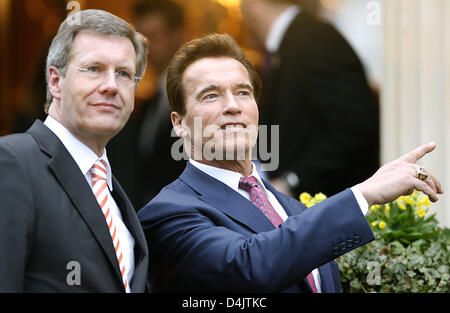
[90,160,107,182]
[238,176,259,192]
[239,175,284,229]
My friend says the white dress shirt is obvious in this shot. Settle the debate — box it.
[189,159,369,293]
[44,115,135,292]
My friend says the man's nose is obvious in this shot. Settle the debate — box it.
[223,93,242,114]
[98,71,119,94]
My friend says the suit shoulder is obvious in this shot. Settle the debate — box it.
[0,131,34,144]
[285,13,358,60]
[138,179,203,220]
[0,132,38,154]
[294,13,344,40]
[0,133,39,163]
[0,131,52,192]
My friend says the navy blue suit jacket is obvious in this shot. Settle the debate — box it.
[138,163,374,292]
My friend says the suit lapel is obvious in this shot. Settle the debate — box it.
[180,163,275,233]
[111,178,142,252]
[28,121,124,285]
[263,180,305,217]
[111,177,148,291]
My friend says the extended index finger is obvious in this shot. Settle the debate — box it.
[400,142,437,163]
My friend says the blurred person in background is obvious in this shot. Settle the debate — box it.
[13,2,68,133]
[240,0,380,198]
[107,0,187,209]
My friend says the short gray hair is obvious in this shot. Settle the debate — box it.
[45,9,148,113]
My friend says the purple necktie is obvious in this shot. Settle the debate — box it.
[238,176,317,293]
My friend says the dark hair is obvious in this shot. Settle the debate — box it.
[166,33,262,115]
[133,0,184,30]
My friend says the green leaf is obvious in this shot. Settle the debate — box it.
[350,278,362,290]
[328,195,450,292]
[390,241,405,255]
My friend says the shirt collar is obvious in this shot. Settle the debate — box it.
[44,115,113,189]
[188,159,267,192]
[265,5,301,53]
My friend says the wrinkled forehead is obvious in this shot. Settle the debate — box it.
[69,30,137,67]
[182,57,251,94]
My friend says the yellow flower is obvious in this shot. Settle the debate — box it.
[369,204,380,213]
[405,196,415,205]
[420,197,430,208]
[417,208,427,218]
[314,192,327,202]
[384,204,390,217]
[371,221,377,227]
[378,221,386,229]
[300,192,311,204]
[398,202,407,210]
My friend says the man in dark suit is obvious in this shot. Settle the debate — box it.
[0,10,149,292]
[240,0,380,198]
[138,33,443,292]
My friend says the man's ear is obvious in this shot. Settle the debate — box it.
[171,111,186,138]
[48,66,62,101]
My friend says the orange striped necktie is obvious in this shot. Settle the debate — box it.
[90,160,129,292]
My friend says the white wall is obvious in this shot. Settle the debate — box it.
[319,0,449,227]
[382,0,449,227]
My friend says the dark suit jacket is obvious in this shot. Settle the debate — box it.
[0,120,148,292]
[261,11,380,197]
[138,163,374,292]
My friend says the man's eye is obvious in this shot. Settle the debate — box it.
[87,66,100,73]
[238,90,250,96]
[203,94,217,100]
[116,70,132,79]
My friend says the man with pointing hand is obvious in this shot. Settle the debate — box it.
[138,33,443,293]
